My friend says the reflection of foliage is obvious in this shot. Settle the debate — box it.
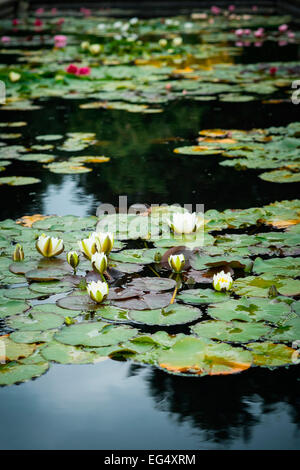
[129,364,300,446]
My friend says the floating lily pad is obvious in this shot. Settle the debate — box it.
[207,297,291,324]
[112,292,172,310]
[129,303,202,326]
[267,318,300,342]
[54,322,138,347]
[0,360,49,386]
[0,336,36,361]
[0,176,41,186]
[10,330,56,344]
[6,312,64,331]
[9,261,38,275]
[25,268,68,282]
[190,254,252,272]
[177,288,229,305]
[0,298,28,318]
[259,169,300,183]
[28,303,80,318]
[253,257,300,277]
[3,287,44,300]
[126,277,176,292]
[233,276,300,297]
[246,342,299,367]
[96,305,130,322]
[36,134,63,141]
[18,153,55,163]
[41,341,106,364]
[109,249,157,265]
[191,320,271,343]
[158,337,252,376]
[28,281,72,295]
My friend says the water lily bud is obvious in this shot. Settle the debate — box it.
[213,271,233,291]
[172,36,183,47]
[9,71,21,82]
[91,252,107,275]
[65,316,75,325]
[67,251,79,270]
[168,212,201,234]
[268,285,279,298]
[81,41,90,51]
[154,251,162,263]
[36,234,64,258]
[87,280,109,303]
[95,232,114,255]
[168,254,185,273]
[89,43,102,55]
[159,38,167,47]
[12,243,24,261]
[78,234,97,260]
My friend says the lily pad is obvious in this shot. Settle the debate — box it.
[0,176,41,186]
[267,318,300,343]
[158,336,252,376]
[233,276,300,297]
[41,341,107,364]
[0,298,28,318]
[126,277,176,292]
[191,320,271,343]
[129,303,202,326]
[246,342,300,367]
[177,288,229,305]
[6,312,64,331]
[10,330,57,344]
[0,360,49,386]
[112,292,172,310]
[54,322,138,347]
[0,336,36,361]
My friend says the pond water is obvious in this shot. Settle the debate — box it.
[0,11,299,450]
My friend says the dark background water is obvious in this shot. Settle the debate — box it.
[0,39,299,449]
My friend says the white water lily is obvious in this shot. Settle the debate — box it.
[81,41,90,50]
[36,234,64,258]
[78,234,97,259]
[159,38,167,47]
[172,36,183,47]
[89,43,102,55]
[168,254,185,273]
[9,71,21,82]
[87,280,109,303]
[95,232,114,254]
[213,271,233,291]
[66,251,79,271]
[168,212,201,234]
[91,252,107,275]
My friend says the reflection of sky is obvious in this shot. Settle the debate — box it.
[0,360,299,450]
[41,177,97,217]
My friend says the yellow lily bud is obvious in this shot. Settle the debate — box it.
[12,243,24,262]
[87,280,109,303]
[66,251,79,271]
[213,271,233,292]
[168,254,185,273]
[91,252,107,275]
[159,38,167,47]
[172,36,183,47]
[9,71,21,83]
[36,234,64,258]
[95,232,114,255]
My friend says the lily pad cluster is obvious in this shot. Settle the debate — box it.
[0,199,299,385]
[174,122,300,183]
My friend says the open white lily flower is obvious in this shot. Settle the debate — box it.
[36,234,64,258]
[95,232,114,254]
[168,254,185,273]
[78,234,97,260]
[213,271,233,291]
[87,280,109,303]
[168,212,201,234]
[91,252,108,275]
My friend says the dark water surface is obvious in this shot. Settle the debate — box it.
[0,40,299,450]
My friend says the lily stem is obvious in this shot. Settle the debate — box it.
[170,284,178,305]
[148,265,160,277]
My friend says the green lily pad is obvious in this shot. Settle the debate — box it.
[25,268,68,282]
[207,297,291,324]
[6,312,64,331]
[10,330,57,344]
[246,342,300,367]
[233,276,300,297]
[177,288,229,305]
[253,257,300,277]
[112,292,172,310]
[158,336,252,376]
[259,170,300,183]
[190,254,252,272]
[0,360,49,386]
[3,287,44,300]
[96,305,130,322]
[54,322,138,347]
[0,298,28,318]
[109,249,157,265]
[41,341,107,364]
[126,277,176,292]
[28,303,80,318]
[191,320,271,343]
[129,303,202,326]
[29,281,72,295]
[267,318,300,343]
[0,176,41,186]
[0,336,36,361]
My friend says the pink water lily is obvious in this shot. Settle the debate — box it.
[279,24,288,33]
[66,64,79,74]
[54,35,67,48]
[228,5,235,12]
[35,8,44,15]
[12,19,19,26]
[1,36,11,43]
[78,66,91,75]
[235,29,244,37]
[51,8,58,15]
[254,28,264,38]
[211,6,221,15]
[57,18,65,26]
[34,19,43,27]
